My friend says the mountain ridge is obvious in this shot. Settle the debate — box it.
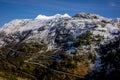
[0,13,119,48]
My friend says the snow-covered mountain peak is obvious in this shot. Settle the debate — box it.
[35,14,51,20]
[35,13,71,20]
[0,13,120,80]
[0,13,120,49]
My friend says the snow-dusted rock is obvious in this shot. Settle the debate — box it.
[0,13,120,50]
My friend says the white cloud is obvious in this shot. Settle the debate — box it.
[109,2,116,7]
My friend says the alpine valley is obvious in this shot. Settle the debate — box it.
[0,13,120,80]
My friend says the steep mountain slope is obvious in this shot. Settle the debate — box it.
[0,13,120,80]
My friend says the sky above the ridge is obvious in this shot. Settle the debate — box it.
[0,0,120,26]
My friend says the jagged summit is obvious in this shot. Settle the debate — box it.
[73,13,104,19]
